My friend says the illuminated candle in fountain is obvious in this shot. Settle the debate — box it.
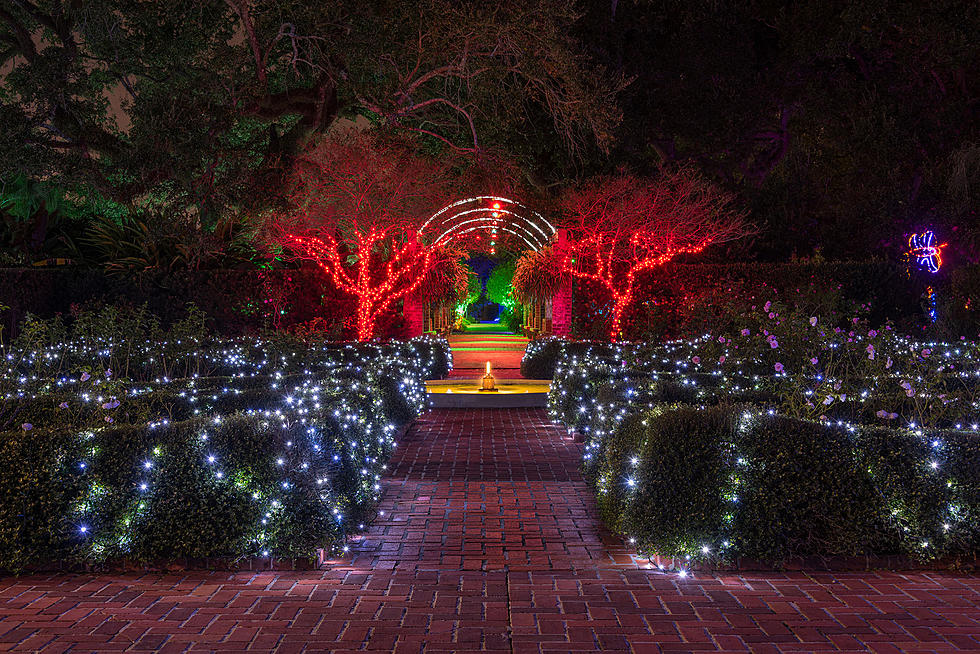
[480,360,498,392]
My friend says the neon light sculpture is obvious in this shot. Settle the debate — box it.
[907,231,946,273]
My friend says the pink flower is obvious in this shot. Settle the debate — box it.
[852,317,859,324]
[764,301,772,312]
[866,345,875,360]
[691,356,701,364]
[810,357,819,365]
[768,312,775,319]
[809,317,817,326]
[774,363,784,372]
[769,339,779,349]
[740,328,751,336]
[717,336,726,343]
[885,357,893,369]
[718,356,726,364]
[921,349,931,357]
[869,330,878,337]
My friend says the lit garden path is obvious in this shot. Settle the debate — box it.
[448,323,529,379]
[2,409,980,652]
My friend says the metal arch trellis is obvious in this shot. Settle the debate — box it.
[421,196,556,251]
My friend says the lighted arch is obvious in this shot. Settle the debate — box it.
[421,196,555,253]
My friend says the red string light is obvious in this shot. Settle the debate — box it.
[560,173,747,342]
[283,230,431,341]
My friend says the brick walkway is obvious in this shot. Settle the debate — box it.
[2,409,980,653]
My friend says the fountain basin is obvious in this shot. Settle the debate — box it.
[425,379,550,408]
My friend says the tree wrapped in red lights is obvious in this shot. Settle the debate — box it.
[270,132,454,341]
[560,171,748,341]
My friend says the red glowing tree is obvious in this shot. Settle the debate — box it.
[270,132,453,341]
[560,171,748,341]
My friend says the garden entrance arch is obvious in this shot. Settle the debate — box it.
[406,196,571,337]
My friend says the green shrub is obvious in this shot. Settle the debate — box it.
[612,406,735,557]
[733,414,888,562]
[0,335,438,571]
[522,337,566,378]
[586,403,980,566]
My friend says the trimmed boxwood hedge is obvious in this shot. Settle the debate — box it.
[587,403,980,566]
[0,337,448,572]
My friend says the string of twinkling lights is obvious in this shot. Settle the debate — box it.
[535,314,980,576]
[2,335,450,567]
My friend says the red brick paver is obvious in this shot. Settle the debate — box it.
[2,409,979,653]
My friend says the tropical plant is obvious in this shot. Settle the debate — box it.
[513,246,565,305]
[418,248,473,307]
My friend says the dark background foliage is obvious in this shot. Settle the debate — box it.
[2,0,977,265]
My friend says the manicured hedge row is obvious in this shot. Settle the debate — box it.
[546,329,980,567]
[0,337,447,572]
[522,338,632,380]
[592,405,980,566]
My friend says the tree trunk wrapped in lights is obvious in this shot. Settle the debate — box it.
[560,170,749,341]
[269,132,454,341]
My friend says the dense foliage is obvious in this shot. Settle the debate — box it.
[540,299,980,569]
[565,260,963,341]
[0,0,618,212]
[0,306,450,571]
[3,2,977,268]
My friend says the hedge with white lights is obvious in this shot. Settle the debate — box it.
[0,325,450,572]
[595,406,979,565]
[542,300,980,569]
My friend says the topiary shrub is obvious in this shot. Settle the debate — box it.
[732,414,888,562]
[585,402,980,567]
[521,337,566,379]
[608,405,735,553]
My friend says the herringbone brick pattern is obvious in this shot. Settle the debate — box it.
[2,408,979,652]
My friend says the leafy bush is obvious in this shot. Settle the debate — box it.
[522,337,566,378]
[0,326,447,572]
[587,404,980,567]
[549,300,980,568]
